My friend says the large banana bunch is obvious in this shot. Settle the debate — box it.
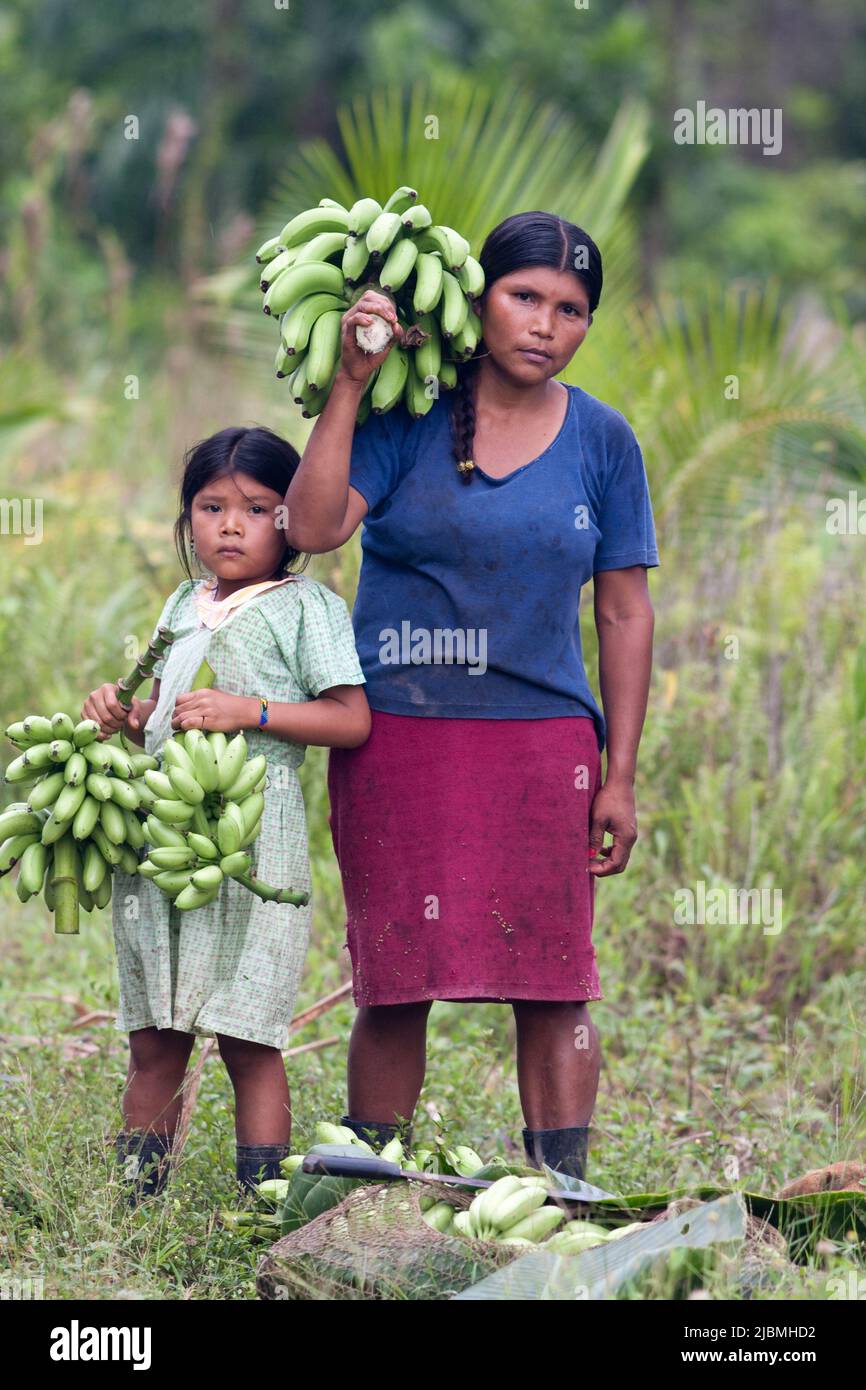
[255,186,485,424]
[449,1174,564,1245]
[1,713,158,933]
[139,729,289,912]
[139,729,309,912]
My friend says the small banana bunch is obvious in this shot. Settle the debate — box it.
[137,729,269,912]
[256,185,484,425]
[431,1174,565,1245]
[2,712,160,933]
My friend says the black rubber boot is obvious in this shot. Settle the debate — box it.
[236,1142,289,1196]
[115,1130,174,1207]
[340,1115,414,1153]
[522,1125,590,1181]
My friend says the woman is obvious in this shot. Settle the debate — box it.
[285,211,659,1180]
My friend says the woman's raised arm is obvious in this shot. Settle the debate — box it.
[284,290,403,553]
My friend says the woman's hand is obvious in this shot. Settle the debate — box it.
[338,289,404,384]
[81,684,152,742]
[587,776,638,876]
[171,689,253,734]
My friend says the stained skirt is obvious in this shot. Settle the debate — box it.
[327,710,603,1006]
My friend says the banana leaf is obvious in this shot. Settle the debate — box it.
[542,1168,866,1261]
[453,1192,747,1300]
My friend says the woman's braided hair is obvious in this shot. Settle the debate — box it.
[449,211,603,482]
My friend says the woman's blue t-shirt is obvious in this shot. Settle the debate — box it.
[346,381,659,753]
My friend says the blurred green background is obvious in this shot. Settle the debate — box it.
[1,0,865,1297]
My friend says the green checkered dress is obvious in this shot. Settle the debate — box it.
[111,576,366,1049]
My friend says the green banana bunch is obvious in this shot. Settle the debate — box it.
[2,715,157,932]
[454,1174,562,1243]
[258,184,484,424]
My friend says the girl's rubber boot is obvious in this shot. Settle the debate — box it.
[522,1125,590,1181]
[115,1130,174,1207]
[340,1115,414,1153]
[236,1142,290,1196]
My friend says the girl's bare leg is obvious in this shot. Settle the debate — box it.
[217,1034,292,1144]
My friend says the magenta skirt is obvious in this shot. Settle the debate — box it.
[327,710,603,1006]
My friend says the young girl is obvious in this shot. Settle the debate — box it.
[82,425,370,1202]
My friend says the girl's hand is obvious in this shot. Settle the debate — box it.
[338,290,404,384]
[171,689,252,734]
[587,778,638,876]
[81,683,142,742]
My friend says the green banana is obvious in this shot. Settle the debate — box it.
[238,816,263,850]
[421,1201,455,1234]
[191,864,224,891]
[255,233,286,263]
[166,765,206,806]
[151,798,195,825]
[219,851,251,877]
[144,769,181,800]
[0,832,40,871]
[401,203,431,232]
[347,197,383,236]
[291,231,349,267]
[175,883,220,912]
[318,197,348,211]
[91,823,122,866]
[153,869,196,894]
[289,354,314,404]
[5,720,33,746]
[4,752,37,782]
[27,771,65,811]
[438,358,458,390]
[415,225,470,270]
[263,261,344,316]
[21,714,54,742]
[415,314,442,379]
[162,738,197,778]
[299,377,335,418]
[379,237,418,291]
[305,309,343,392]
[217,734,248,791]
[84,772,112,802]
[381,185,418,216]
[485,1183,547,1234]
[189,802,212,839]
[72,719,101,747]
[237,791,265,837]
[217,805,244,856]
[99,744,134,779]
[456,253,485,297]
[452,306,482,357]
[188,832,220,861]
[82,842,109,892]
[223,754,268,803]
[341,234,371,284]
[403,350,435,418]
[128,752,159,776]
[0,807,43,840]
[148,847,197,870]
[82,742,113,773]
[365,211,403,257]
[137,860,163,880]
[108,778,141,811]
[145,815,188,849]
[438,271,470,339]
[123,809,146,849]
[50,712,75,740]
[72,794,101,840]
[40,809,74,847]
[281,293,348,356]
[63,752,88,786]
[189,738,220,794]
[25,742,60,770]
[371,346,409,413]
[19,840,48,895]
[259,246,299,291]
[46,739,72,764]
[99,799,127,845]
[53,782,87,823]
[412,252,444,314]
[498,1206,564,1243]
[92,874,112,909]
[466,1176,524,1238]
[277,206,350,249]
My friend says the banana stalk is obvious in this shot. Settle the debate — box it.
[233,871,309,907]
[51,833,80,935]
[116,627,176,708]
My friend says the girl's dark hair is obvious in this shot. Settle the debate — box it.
[450,212,603,483]
[174,425,310,583]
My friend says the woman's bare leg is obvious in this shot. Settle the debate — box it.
[511,1000,600,1128]
[346,1002,433,1124]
